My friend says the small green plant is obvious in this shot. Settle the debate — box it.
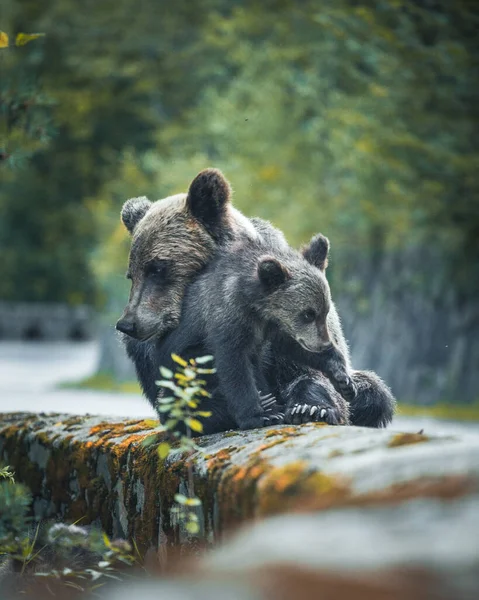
[154,354,215,535]
[0,465,15,483]
[0,465,136,596]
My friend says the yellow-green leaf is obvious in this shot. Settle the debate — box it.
[160,366,173,379]
[186,418,203,433]
[157,442,171,459]
[196,411,212,418]
[171,354,187,367]
[0,32,9,48]
[185,497,201,506]
[195,355,214,364]
[186,521,200,534]
[15,33,45,46]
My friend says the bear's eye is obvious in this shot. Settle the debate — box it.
[145,260,169,280]
[300,309,316,324]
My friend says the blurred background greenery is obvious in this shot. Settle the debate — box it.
[1,0,478,406]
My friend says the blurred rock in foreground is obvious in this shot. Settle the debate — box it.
[1,412,478,598]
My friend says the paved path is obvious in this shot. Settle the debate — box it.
[0,341,155,418]
[0,341,478,437]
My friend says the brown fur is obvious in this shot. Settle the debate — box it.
[118,170,257,341]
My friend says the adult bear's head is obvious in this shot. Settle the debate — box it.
[116,168,257,341]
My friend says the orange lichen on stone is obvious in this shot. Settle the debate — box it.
[264,426,301,439]
[89,419,158,439]
[388,432,430,448]
[256,438,288,452]
[256,462,351,517]
[84,420,165,459]
[214,456,271,533]
[207,449,232,470]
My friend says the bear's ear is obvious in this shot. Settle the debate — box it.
[257,256,291,290]
[302,233,330,272]
[187,168,232,235]
[121,196,152,234]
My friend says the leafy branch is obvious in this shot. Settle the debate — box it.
[154,354,215,535]
[0,465,15,483]
[0,32,45,49]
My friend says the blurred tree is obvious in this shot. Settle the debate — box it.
[0,0,477,308]
[140,0,479,287]
[0,32,52,168]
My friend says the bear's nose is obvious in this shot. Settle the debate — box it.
[116,318,137,338]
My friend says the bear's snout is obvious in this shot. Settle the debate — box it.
[116,317,138,338]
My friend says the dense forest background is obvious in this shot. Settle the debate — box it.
[1,0,478,404]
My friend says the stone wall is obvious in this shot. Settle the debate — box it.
[2,413,479,597]
[1,413,478,553]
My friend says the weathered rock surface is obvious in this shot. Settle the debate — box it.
[1,412,478,598]
[102,499,479,599]
[1,412,478,545]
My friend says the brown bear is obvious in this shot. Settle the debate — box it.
[149,228,357,431]
[117,168,396,433]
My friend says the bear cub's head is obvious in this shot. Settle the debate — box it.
[257,233,332,353]
[117,169,238,341]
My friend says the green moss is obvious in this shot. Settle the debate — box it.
[398,402,479,422]
[60,371,141,394]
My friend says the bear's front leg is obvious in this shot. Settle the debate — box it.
[348,370,396,428]
[318,344,357,403]
[214,337,284,430]
[281,371,349,426]
[260,345,349,426]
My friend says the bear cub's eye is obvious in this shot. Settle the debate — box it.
[300,309,316,324]
[145,260,169,279]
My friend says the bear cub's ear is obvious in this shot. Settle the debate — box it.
[187,168,232,232]
[302,233,330,272]
[258,256,291,290]
[121,196,152,234]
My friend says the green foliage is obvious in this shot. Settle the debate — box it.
[0,479,31,545]
[0,465,15,482]
[144,1,478,268]
[0,464,135,596]
[0,27,51,167]
[155,353,214,441]
[1,0,478,303]
[149,354,215,536]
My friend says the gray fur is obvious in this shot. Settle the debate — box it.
[155,231,356,430]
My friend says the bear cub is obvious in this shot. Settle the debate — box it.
[155,230,356,431]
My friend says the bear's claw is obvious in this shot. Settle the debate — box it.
[285,403,342,425]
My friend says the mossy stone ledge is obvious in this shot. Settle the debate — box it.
[1,412,478,556]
